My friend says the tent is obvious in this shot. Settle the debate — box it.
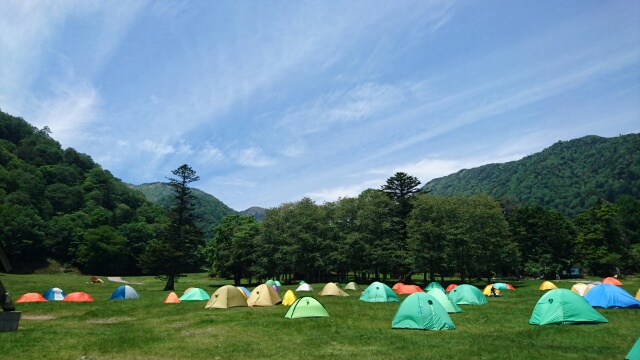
[236,286,251,298]
[570,283,594,297]
[16,293,47,303]
[482,284,501,297]
[626,337,640,360]
[428,288,463,313]
[424,282,445,292]
[43,287,66,301]
[539,281,558,290]
[164,292,180,304]
[392,292,456,331]
[179,288,210,301]
[318,283,349,297]
[602,277,623,286]
[395,284,424,295]
[445,284,458,292]
[247,284,282,306]
[63,292,94,302]
[493,283,515,290]
[636,289,640,300]
[109,285,139,300]
[89,275,103,283]
[284,297,329,318]
[392,282,404,290]
[529,289,608,325]
[584,284,640,309]
[447,284,487,305]
[344,282,360,291]
[205,285,247,309]
[295,283,313,292]
[184,287,194,293]
[282,290,298,306]
[360,282,399,302]
[299,280,307,285]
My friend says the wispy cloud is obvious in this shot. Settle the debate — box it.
[235,147,275,167]
[305,179,383,204]
[198,144,224,163]
[139,140,175,157]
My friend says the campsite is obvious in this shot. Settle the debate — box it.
[1,273,638,359]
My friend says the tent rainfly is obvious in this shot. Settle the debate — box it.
[295,283,313,292]
[360,282,399,302]
[164,292,180,304]
[282,290,297,306]
[284,297,329,318]
[344,282,359,291]
[427,288,463,313]
[179,288,210,301]
[43,287,66,301]
[392,292,456,331]
[63,292,94,302]
[529,289,608,325]
[205,285,247,309]
[16,293,48,303]
[109,285,139,300]
[584,284,640,309]
[539,281,558,291]
[318,283,349,297]
[424,282,445,292]
[448,284,487,305]
[247,284,282,306]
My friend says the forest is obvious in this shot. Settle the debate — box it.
[1,110,639,283]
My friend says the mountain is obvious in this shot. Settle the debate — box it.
[239,206,267,222]
[422,134,640,217]
[129,182,237,240]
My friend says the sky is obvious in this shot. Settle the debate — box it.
[1,1,639,211]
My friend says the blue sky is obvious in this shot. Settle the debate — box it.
[1,1,639,211]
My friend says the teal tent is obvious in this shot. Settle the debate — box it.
[424,282,445,292]
[179,288,210,301]
[427,288,462,313]
[627,337,640,360]
[447,284,487,305]
[392,292,456,330]
[284,297,329,318]
[529,289,608,325]
[359,282,399,302]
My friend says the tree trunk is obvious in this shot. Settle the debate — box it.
[163,274,175,291]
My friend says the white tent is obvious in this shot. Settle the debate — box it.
[295,283,313,292]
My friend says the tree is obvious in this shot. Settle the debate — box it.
[139,164,205,290]
[207,214,259,285]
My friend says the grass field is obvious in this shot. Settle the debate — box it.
[0,273,638,359]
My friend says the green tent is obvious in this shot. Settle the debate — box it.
[427,288,463,313]
[284,297,329,318]
[529,289,608,325]
[424,282,445,292]
[447,284,487,305]
[266,279,276,286]
[626,337,640,360]
[179,288,210,301]
[392,292,456,330]
[359,282,399,302]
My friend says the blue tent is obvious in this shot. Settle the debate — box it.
[583,284,640,309]
[237,286,251,298]
[109,285,140,300]
[43,287,66,301]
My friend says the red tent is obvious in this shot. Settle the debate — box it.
[391,283,404,290]
[16,293,48,303]
[602,277,622,286]
[63,292,94,302]
[395,284,424,294]
[445,284,458,292]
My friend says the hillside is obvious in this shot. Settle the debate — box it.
[239,206,267,222]
[130,182,237,240]
[422,134,640,217]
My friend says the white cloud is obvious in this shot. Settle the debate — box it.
[199,144,224,163]
[139,139,175,157]
[236,147,275,167]
[280,141,306,158]
[304,179,383,204]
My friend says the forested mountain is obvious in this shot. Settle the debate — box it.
[239,206,266,222]
[130,182,237,240]
[422,134,640,217]
[0,111,166,273]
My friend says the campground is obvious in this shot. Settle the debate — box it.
[1,273,638,360]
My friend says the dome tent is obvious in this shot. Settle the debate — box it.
[205,285,247,309]
[282,290,297,306]
[602,277,622,286]
[539,281,558,291]
[447,284,487,305]
[359,282,399,302]
[392,292,455,331]
[16,293,47,303]
[63,292,94,302]
[43,287,65,301]
[109,285,139,300]
[284,297,329,318]
[344,282,359,291]
[424,282,445,292]
[295,283,313,292]
[584,284,640,309]
[570,283,594,297]
[318,282,349,297]
[164,292,180,304]
[247,284,282,306]
[179,288,210,301]
[427,288,462,313]
[395,284,423,295]
[529,289,608,325]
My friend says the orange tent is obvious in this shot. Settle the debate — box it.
[395,284,423,295]
[392,283,404,290]
[63,292,94,302]
[446,284,458,292]
[16,293,48,303]
[602,277,622,286]
[164,292,181,304]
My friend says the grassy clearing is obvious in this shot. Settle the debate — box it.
[0,273,638,359]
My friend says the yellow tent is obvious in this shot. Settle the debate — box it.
[164,292,180,304]
[319,282,349,297]
[282,290,297,306]
[247,284,282,307]
[539,281,558,290]
[205,285,248,309]
[570,283,592,297]
[344,282,360,290]
[635,289,640,300]
[482,284,500,296]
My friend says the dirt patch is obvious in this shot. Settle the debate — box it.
[22,315,56,320]
[86,317,134,324]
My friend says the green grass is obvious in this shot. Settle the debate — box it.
[0,273,638,359]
